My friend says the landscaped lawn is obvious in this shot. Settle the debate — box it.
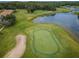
[0,9,79,58]
[25,24,79,58]
[0,9,53,57]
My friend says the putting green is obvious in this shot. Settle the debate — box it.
[25,24,79,57]
[33,30,58,53]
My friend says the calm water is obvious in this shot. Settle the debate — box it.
[33,13,79,39]
[64,6,79,12]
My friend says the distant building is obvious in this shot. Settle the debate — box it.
[0,10,15,26]
[0,10,14,16]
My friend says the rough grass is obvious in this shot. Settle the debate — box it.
[0,25,2,28]
[0,9,53,57]
[74,12,79,15]
[25,24,79,58]
[56,8,71,13]
[0,9,79,58]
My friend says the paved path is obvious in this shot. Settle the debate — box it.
[4,34,26,58]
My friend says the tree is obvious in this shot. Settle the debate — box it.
[0,15,16,27]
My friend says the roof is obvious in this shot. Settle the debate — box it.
[0,10,14,16]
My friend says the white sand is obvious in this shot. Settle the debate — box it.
[4,34,26,58]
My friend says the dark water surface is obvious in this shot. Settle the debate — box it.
[33,13,79,39]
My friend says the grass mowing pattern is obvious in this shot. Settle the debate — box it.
[0,9,79,58]
[31,29,59,57]
[33,30,58,53]
[25,24,79,57]
[32,29,58,56]
[0,9,53,57]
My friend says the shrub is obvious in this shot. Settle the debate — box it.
[0,15,16,27]
[74,12,79,15]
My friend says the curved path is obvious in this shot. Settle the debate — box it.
[4,34,26,58]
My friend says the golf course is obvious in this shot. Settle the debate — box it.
[0,7,79,57]
[0,9,54,57]
[25,24,79,58]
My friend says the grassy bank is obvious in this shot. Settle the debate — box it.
[24,24,79,58]
[23,10,54,21]
[0,9,78,58]
[56,8,71,13]
[73,12,79,15]
[0,9,55,57]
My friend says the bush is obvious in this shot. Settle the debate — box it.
[56,8,71,13]
[74,12,79,15]
[0,15,16,26]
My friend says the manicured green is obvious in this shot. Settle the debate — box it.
[25,24,79,58]
[30,29,58,57]
[0,9,79,58]
[0,9,53,57]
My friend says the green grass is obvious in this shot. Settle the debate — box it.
[0,9,54,57]
[30,29,58,57]
[73,12,79,15]
[0,9,79,58]
[0,25,2,28]
[56,8,71,13]
[25,24,79,58]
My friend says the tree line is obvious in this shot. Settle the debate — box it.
[0,1,79,27]
[0,1,79,13]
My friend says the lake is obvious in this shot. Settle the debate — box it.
[33,13,79,39]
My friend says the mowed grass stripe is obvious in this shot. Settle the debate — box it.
[0,9,53,57]
[26,24,79,57]
[29,29,59,57]
[0,30,16,57]
[30,29,66,57]
[32,29,59,54]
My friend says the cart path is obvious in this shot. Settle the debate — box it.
[4,34,26,58]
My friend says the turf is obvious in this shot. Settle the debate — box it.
[30,29,58,57]
[56,7,71,13]
[0,9,53,57]
[25,24,79,58]
[33,30,58,53]
[0,9,79,58]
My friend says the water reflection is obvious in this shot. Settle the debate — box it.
[33,13,79,39]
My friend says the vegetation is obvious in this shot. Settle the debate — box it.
[74,12,79,19]
[0,1,79,13]
[0,9,54,57]
[0,15,16,26]
[74,12,79,15]
[25,24,79,57]
[0,1,79,58]
[56,8,71,13]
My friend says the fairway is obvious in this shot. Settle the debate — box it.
[0,1,79,58]
[1,9,79,58]
[33,30,58,53]
[25,24,79,57]
[31,29,58,57]
[0,9,53,57]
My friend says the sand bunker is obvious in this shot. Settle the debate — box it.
[4,34,26,58]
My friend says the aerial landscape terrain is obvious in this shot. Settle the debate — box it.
[0,1,79,58]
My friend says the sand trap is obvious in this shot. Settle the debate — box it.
[4,34,26,58]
